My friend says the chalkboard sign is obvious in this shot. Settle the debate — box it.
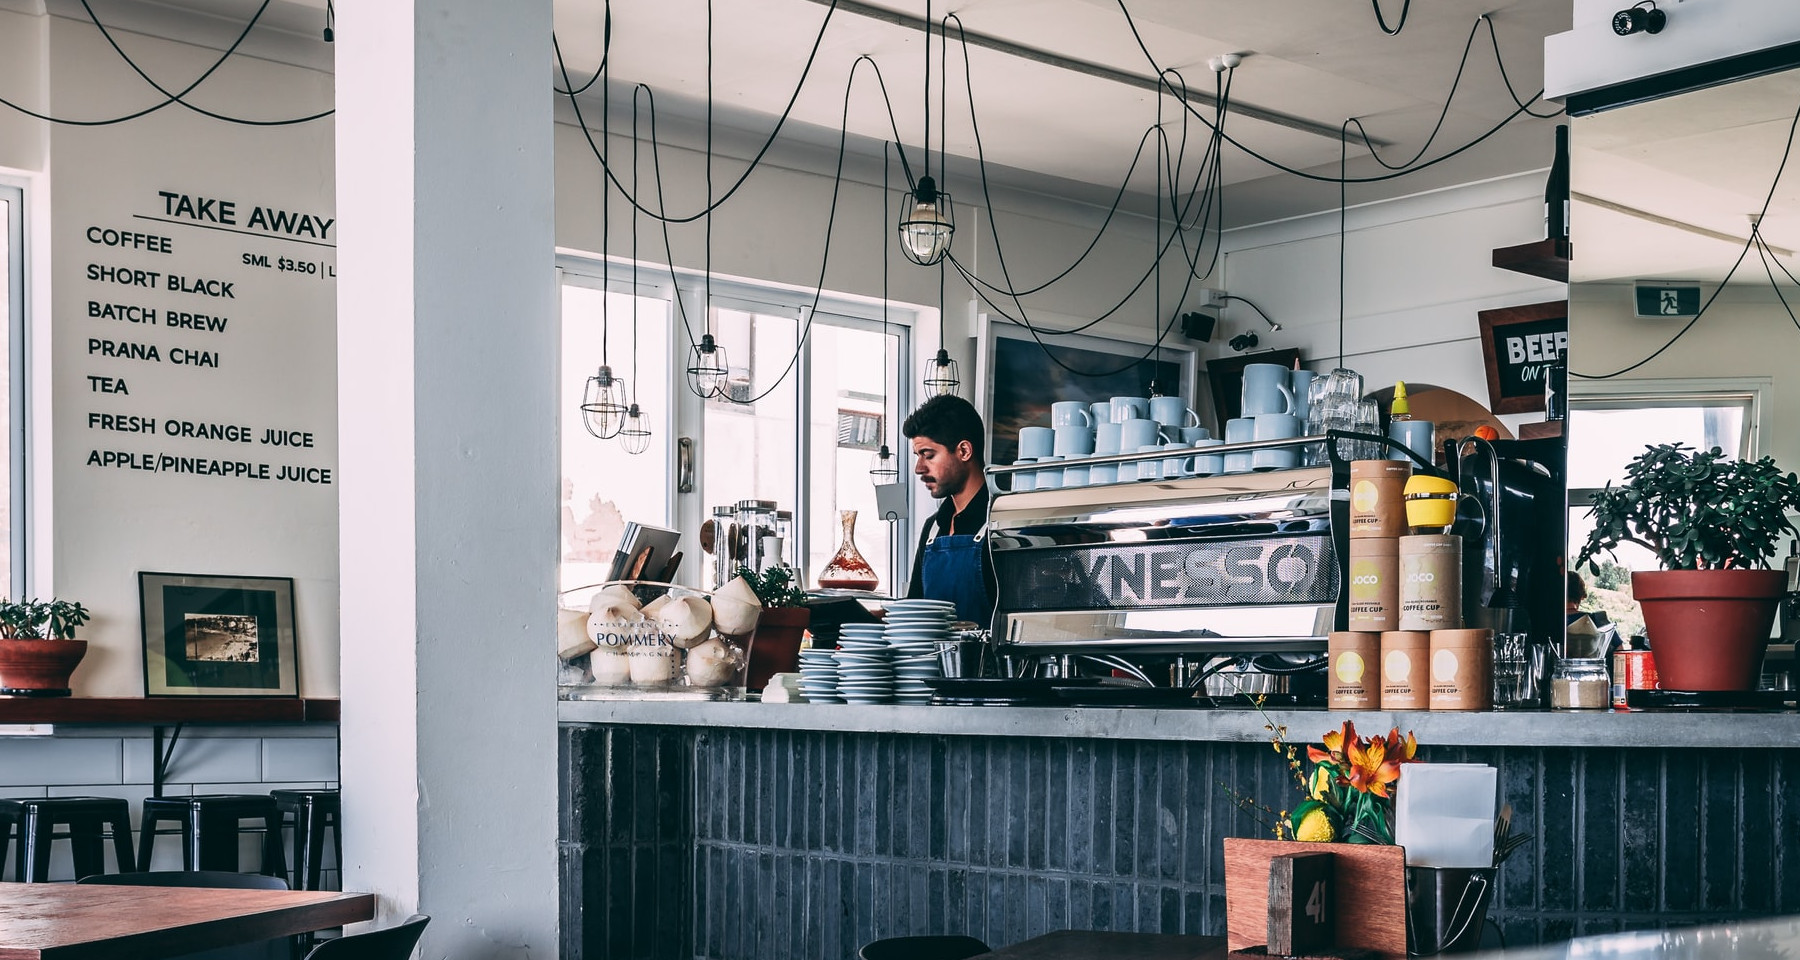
[1477,300,1567,415]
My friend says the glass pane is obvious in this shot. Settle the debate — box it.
[560,284,670,596]
[703,307,799,570]
[807,322,901,593]
[1566,403,1746,490]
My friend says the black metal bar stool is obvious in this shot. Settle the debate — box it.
[271,789,340,891]
[138,794,286,877]
[0,796,135,882]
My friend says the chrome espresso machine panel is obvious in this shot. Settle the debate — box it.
[986,468,1338,655]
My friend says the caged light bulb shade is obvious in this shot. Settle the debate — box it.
[685,334,731,399]
[619,404,652,455]
[580,364,629,439]
[869,443,900,483]
[923,348,960,398]
[896,176,955,266]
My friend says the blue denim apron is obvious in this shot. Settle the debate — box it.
[920,530,990,625]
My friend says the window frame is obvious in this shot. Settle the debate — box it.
[1566,378,1765,508]
[557,253,918,591]
[1,181,24,598]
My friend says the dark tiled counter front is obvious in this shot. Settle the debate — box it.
[559,706,1800,960]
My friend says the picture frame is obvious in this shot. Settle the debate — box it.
[1477,299,1568,415]
[974,315,1199,469]
[138,572,299,697]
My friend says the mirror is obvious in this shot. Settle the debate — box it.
[1568,68,1800,638]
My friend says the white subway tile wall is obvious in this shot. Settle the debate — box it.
[0,726,339,885]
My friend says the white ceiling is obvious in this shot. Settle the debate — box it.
[1572,68,1800,284]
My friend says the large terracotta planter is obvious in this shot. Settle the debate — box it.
[745,607,810,693]
[0,638,88,697]
[1633,569,1785,691]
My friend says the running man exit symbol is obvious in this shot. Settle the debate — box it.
[1661,290,1679,314]
[1634,283,1701,318]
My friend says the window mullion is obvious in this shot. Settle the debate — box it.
[794,305,813,577]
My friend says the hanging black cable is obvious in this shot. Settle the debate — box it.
[553,0,610,96]
[1575,96,1800,379]
[1754,229,1800,334]
[1372,0,1411,36]
[620,97,653,456]
[1338,118,1349,368]
[75,0,331,126]
[1482,14,1564,119]
[322,0,334,43]
[684,0,731,399]
[553,0,847,224]
[870,142,900,481]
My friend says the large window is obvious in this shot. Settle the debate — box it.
[0,183,20,596]
[1566,386,1760,637]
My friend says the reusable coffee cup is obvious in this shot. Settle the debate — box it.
[1241,363,1295,416]
[1018,426,1054,460]
[1347,537,1399,632]
[1095,422,1124,456]
[1251,413,1301,471]
[1349,460,1412,538]
[1063,463,1090,487]
[1010,460,1037,492]
[1400,534,1463,631]
[1161,442,1192,479]
[1329,631,1381,710]
[1223,418,1255,474]
[1429,628,1495,711]
[1290,369,1316,420]
[1034,455,1064,489]
[1390,419,1435,464]
[1380,630,1431,710]
[1120,417,1161,451]
[1052,425,1095,457]
[1149,396,1200,428]
[1179,426,1210,444]
[1088,401,1114,427]
[1089,463,1118,484]
[1110,396,1151,423]
[1191,438,1224,476]
[1051,401,1094,428]
[1135,444,1164,481]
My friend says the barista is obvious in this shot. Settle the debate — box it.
[902,395,997,625]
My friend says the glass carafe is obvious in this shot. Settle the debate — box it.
[818,510,879,591]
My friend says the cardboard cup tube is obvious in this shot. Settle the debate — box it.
[1349,460,1412,539]
[1399,534,1463,631]
[1329,631,1381,710]
[1380,630,1431,710]
[1347,538,1400,632]
[1429,629,1494,711]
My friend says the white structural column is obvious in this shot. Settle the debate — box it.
[334,1,558,956]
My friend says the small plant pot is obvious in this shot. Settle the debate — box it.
[0,638,89,697]
[745,607,810,693]
[1633,569,1785,691]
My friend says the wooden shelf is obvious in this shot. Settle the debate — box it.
[0,697,339,725]
[1519,420,1565,440]
[1492,238,1571,282]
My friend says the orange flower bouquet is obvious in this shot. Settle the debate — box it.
[1227,718,1419,844]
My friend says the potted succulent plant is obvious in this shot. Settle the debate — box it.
[734,564,811,691]
[1578,443,1800,690]
[0,599,93,697]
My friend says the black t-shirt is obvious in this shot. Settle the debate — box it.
[904,484,996,604]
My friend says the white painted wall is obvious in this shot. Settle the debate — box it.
[1216,170,1568,427]
[0,8,47,175]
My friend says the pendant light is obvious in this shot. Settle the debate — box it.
[923,256,960,396]
[621,129,653,457]
[581,25,628,439]
[685,0,732,400]
[870,142,901,483]
[897,0,954,267]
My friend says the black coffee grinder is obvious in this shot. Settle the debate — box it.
[1449,435,1566,656]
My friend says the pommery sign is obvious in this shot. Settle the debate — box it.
[1477,300,1568,415]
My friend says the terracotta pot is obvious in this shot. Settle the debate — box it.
[745,607,810,693]
[1633,569,1785,691]
[0,638,88,697]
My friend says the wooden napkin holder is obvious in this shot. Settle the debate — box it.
[1223,838,1408,960]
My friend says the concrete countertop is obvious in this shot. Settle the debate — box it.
[557,698,1800,749]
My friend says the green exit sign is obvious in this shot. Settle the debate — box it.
[1635,283,1702,318]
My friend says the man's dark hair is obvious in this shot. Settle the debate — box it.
[903,394,985,464]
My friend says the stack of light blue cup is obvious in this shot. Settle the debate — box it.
[1011,395,1211,489]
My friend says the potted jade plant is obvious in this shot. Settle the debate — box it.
[734,564,811,691]
[1578,443,1800,690]
[0,599,93,697]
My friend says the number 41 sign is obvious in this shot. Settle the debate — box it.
[1269,851,1336,956]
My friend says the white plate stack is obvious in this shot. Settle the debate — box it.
[835,623,894,704]
[796,648,841,703]
[882,600,954,704]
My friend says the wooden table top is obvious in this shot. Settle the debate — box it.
[0,883,375,960]
[980,931,1228,960]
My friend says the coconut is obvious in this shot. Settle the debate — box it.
[684,637,738,686]
[641,594,675,619]
[557,607,597,660]
[713,576,762,609]
[655,596,714,648]
[587,607,640,650]
[590,585,642,614]
[711,577,764,637]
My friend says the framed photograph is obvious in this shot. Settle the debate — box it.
[1477,299,1568,415]
[139,572,299,697]
[975,316,1198,468]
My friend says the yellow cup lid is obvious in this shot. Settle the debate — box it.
[1403,474,1458,497]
